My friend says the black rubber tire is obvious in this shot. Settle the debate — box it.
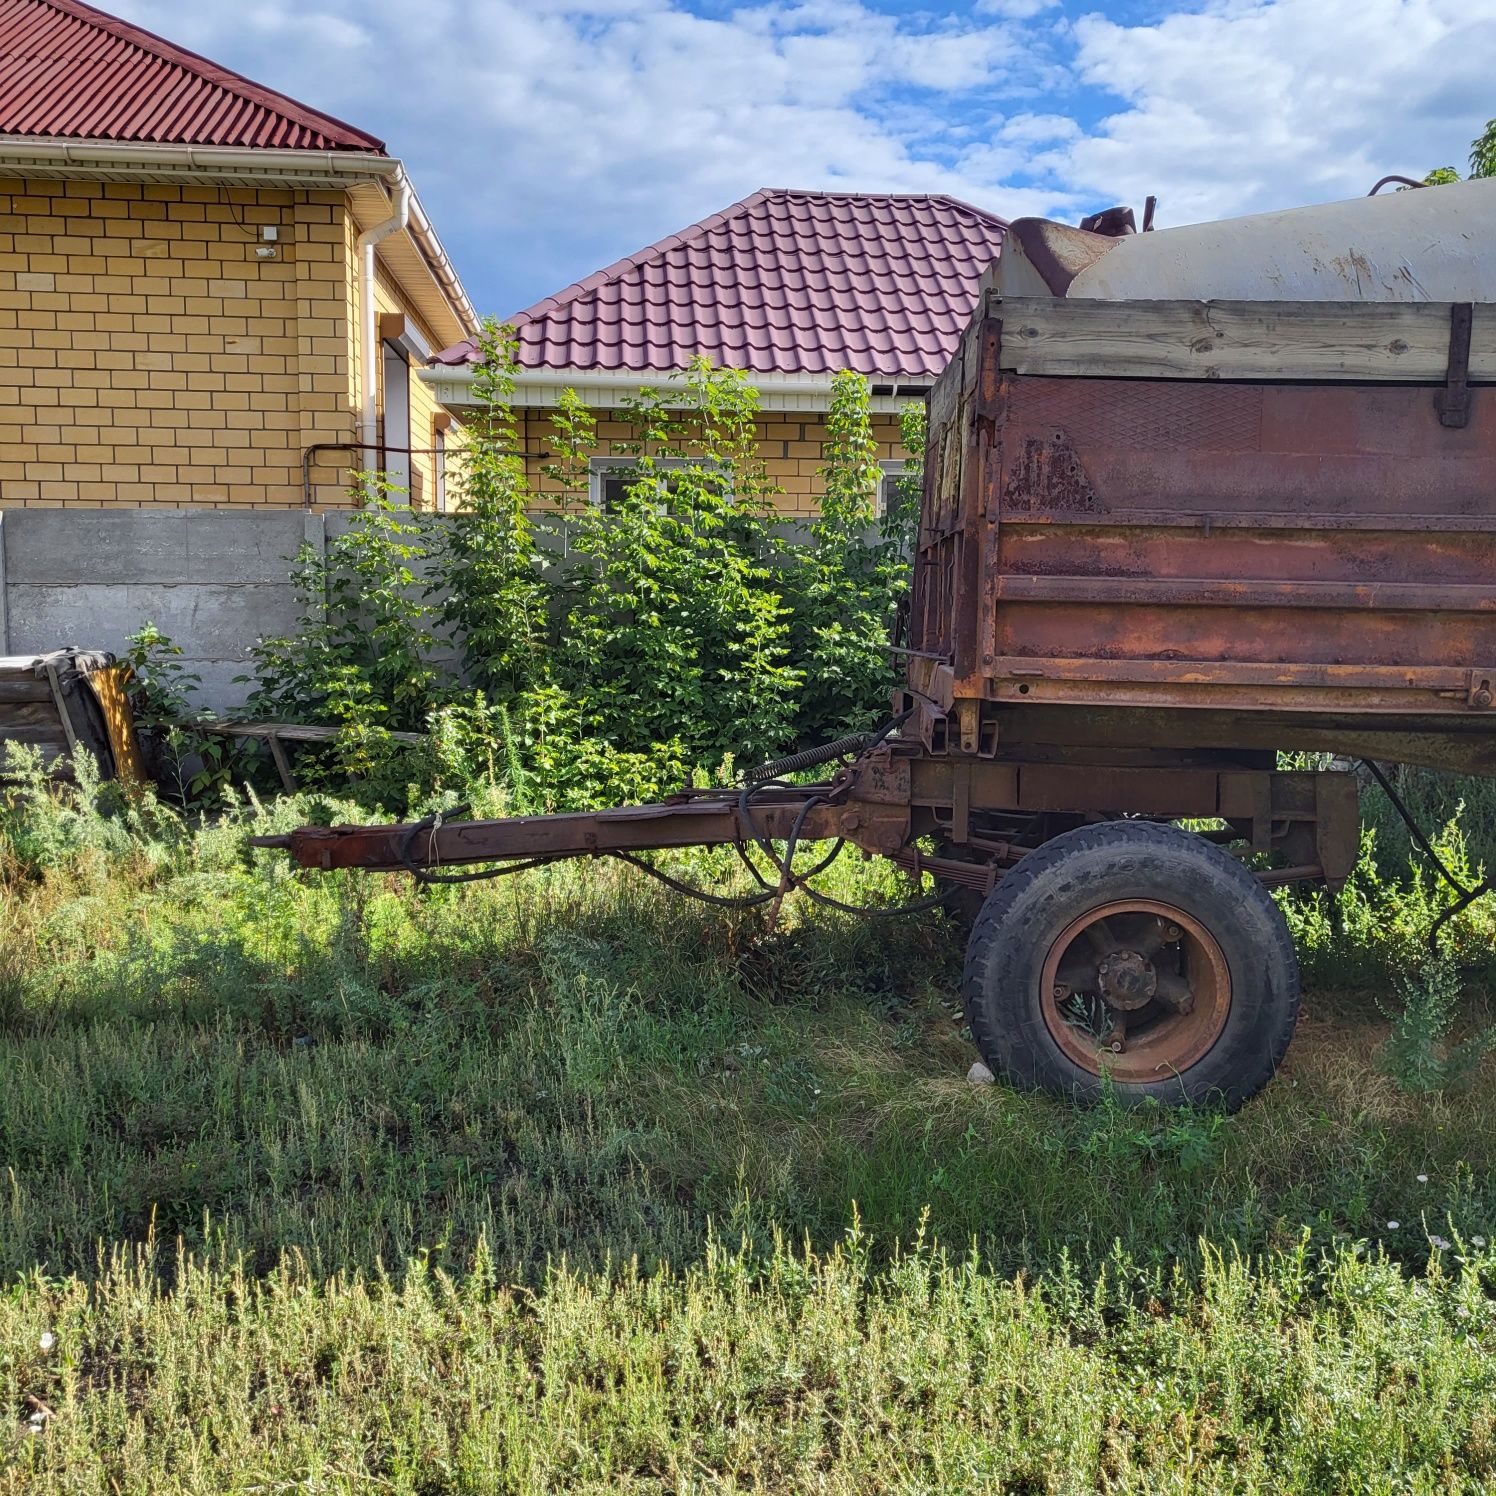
[962,820,1299,1110]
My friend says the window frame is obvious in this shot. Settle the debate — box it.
[433,424,448,513]
[877,458,915,519]
[380,339,412,501]
[586,455,729,512]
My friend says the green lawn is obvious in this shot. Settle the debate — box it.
[3,780,1496,1492]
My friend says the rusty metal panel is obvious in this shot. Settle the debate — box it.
[911,313,978,665]
[1017,763,1222,817]
[905,323,1496,754]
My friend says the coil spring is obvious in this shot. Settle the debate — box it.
[742,732,875,784]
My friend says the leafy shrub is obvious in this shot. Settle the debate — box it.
[0,742,182,880]
[554,360,801,763]
[785,376,923,739]
[1283,816,1496,990]
[240,478,443,799]
[121,622,201,728]
[1378,956,1496,1094]
[200,353,925,813]
[438,320,552,701]
[244,477,441,737]
[120,624,237,806]
[1361,760,1496,883]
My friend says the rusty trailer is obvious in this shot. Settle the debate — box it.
[257,179,1496,1109]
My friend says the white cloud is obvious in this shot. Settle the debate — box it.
[1056,0,1496,226]
[996,112,1083,146]
[111,0,1066,312]
[104,0,1496,315]
[975,0,1060,18]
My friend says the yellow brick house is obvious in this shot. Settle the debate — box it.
[0,0,478,512]
[423,188,1008,519]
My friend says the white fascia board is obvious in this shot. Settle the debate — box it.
[418,365,928,413]
[347,178,478,339]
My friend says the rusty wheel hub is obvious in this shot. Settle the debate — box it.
[1096,949,1157,1010]
[1039,899,1231,1081]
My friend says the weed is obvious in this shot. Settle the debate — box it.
[1378,956,1496,1094]
[120,624,238,806]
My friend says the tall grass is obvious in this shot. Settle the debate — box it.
[4,751,1496,1488]
[5,1233,1496,1492]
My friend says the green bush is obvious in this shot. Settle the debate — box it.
[1379,955,1496,1094]
[437,321,552,702]
[552,358,801,763]
[788,371,913,738]
[121,623,238,806]
[192,334,924,814]
[1282,814,1496,991]
[243,476,442,737]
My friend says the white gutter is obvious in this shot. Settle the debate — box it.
[400,188,478,338]
[0,136,478,337]
[0,134,405,183]
[359,174,411,469]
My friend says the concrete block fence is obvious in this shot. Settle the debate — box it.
[2,508,331,709]
[0,506,843,711]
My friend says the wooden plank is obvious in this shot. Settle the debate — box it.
[0,701,81,729]
[266,734,297,795]
[41,658,79,756]
[195,720,423,745]
[0,723,74,746]
[1000,508,1496,535]
[994,576,1496,612]
[996,298,1496,383]
[991,656,1476,690]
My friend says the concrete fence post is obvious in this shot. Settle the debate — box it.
[0,509,9,655]
[303,511,328,629]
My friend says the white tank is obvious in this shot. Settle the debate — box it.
[998,177,1496,303]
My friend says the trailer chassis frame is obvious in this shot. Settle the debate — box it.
[254,743,1359,898]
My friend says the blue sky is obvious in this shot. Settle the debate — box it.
[111,0,1495,323]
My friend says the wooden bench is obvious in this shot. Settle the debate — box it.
[193,720,424,793]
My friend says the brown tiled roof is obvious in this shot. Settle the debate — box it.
[0,0,384,151]
[432,188,1007,380]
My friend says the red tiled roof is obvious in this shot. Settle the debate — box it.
[0,0,384,151]
[432,188,1007,380]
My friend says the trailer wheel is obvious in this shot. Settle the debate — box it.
[962,821,1298,1109]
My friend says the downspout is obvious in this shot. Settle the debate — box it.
[358,173,411,472]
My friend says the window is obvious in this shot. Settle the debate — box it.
[587,456,726,512]
[878,459,916,518]
[433,424,448,513]
[381,340,411,501]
